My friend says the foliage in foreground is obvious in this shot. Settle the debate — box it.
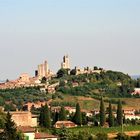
[1,112,24,140]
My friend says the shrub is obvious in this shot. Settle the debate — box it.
[116,133,130,140]
[96,133,108,140]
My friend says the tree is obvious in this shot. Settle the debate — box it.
[59,106,67,121]
[94,66,98,70]
[96,133,108,140]
[39,104,51,128]
[43,104,51,128]
[6,79,9,83]
[2,112,17,140]
[0,110,6,129]
[57,68,69,78]
[136,133,140,140]
[108,102,114,127]
[39,105,44,127]
[82,112,88,125]
[59,80,65,87]
[70,69,76,75]
[59,126,69,140]
[88,135,94,140]
[73,103,82,125]
[117,133,130,140]
[117,100,123,126]
[100,97,105,126]
[4,103,16,111]
[41,76,47,83]
[53,112,59,124]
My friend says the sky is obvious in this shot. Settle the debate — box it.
[0,0,140,80]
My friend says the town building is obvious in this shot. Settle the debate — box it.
[0,76,41,89]
[61,55,70,69]
[51,106,76,114]
[81,109,93,117]
[74,66,104,75]
[124,114,140,120]
[54,121,77,128]
[37,60,53,78]
[34,133,58,140]
[19,73,30,83]
[23,101,47,111]
[64,106,76,114]
[51,106,61,113]
[123,107,140,120]
[18,126,58,140]
[93,109,100,115]
[123,108,135,115]
[9,111,37,127]
[46,82,59,94]
[17,126,35,140]
[131,88,140,95]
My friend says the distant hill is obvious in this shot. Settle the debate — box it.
[131,75,140,80]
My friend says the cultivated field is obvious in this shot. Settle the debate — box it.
[52,94,140,110]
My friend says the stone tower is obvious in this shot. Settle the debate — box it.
[44,60,49,76]
[38,60,50,77]
[61,55,70,69]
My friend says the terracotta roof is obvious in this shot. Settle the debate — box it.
[17,126,35,133]
[35,133,58,139]
[55,121,75,124]
[55,121,77,128]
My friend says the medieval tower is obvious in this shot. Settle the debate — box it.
[61,55,70,69]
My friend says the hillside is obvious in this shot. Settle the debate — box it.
[0,70,140,111]
[55,70,136,98]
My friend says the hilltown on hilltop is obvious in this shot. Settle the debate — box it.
[1,55,140,139]
[0,55,103,90]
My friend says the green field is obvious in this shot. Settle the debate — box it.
[68,125,140,135]
[52,94,140,110]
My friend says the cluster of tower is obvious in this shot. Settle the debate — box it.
[36,55,70,78]
[37,60,50,78]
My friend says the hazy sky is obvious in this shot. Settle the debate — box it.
[0,0,140,80]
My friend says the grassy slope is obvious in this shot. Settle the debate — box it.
[52,94,140,110]
[68,125,140,135]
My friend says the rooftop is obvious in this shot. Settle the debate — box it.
[17,126,35,133]
[35,133,58,139]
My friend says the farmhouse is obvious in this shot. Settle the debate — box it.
[18,126,58,140]
[54,121,77,128]
[17,126,35,140]
[9,111,37,127]
[23,101,47,111]
[131,88,140,95]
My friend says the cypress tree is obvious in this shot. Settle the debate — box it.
[39,104,51,128]
[43,104,51,128]
[39,105,44,127]
[100,97,105,126]
[108,102,114,127]
[59,106,67,121]
[82,112,88,125]
[73,103,82,125]
[117,100,123,126]
[3,112,17,140]
[54,112,59,123]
